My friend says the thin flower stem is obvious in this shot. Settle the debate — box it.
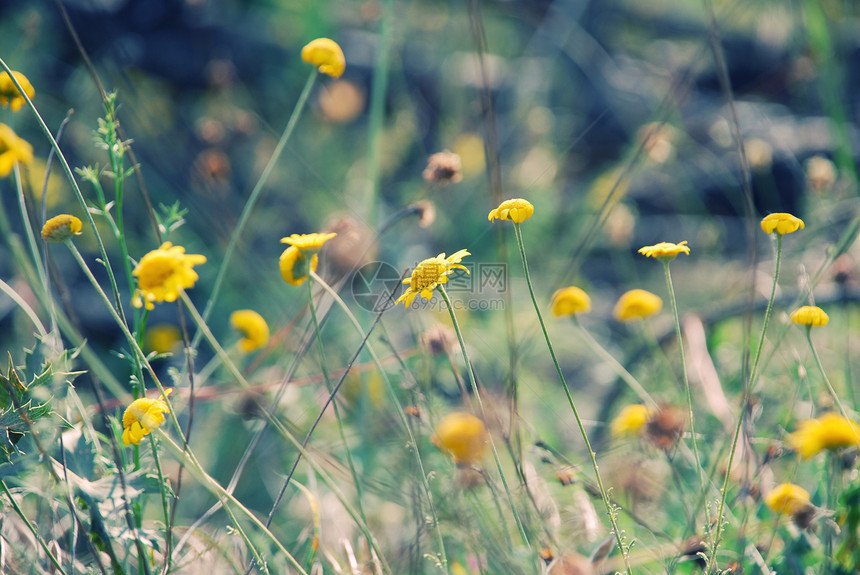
[805,328,850,419]
[194,69,318,347]
[0,276,47,337]
[512,222,632,575]
[709,233,783,572]
[13,164,48,295]
[1,480,70,575]
[437,285,532,551]
[662,261,707,520]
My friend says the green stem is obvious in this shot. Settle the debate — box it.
[1,480,70,575]
[512,222,632,575]
[806,328,850,419]
[365,0,394,224]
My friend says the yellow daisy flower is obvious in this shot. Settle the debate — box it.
[610,404,651,437]
[551,286,592,316]
[279,232,337,286]
[0,123,33,177]
[0,71,34,112]
[786,412,860,458]
[301,38,346,78]
[395,249,470,308]
[760,212,804,235]
[132,242,207,310]
[432,412,489,465]
[41,214,82,243]
[230,309,270,353]
[487,198,534,223]
[613,289,662,322]
[790,305,829,327]
[638,240,690,262]
[765,482,811,515]
[122,389,172,446]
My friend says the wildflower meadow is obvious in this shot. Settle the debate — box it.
[2,1,860,574]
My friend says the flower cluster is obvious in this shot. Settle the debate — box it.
[122,390,172,446]
[638,241,690,262]
[132,242,207,309]
[488,198,534,223]
[790,305,829,327]
[279,232,337,286]
[396,249,470,307]
[551,286,591,316]
[41,214,82,242]
[760,212,804,235]
[613,289,662,322]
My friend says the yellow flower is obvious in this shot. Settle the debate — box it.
[611,404,651,437]
[395,249,470,308]
[0,71,35,112]
[122,389,172,446]
[0,123,33,177]
[786,413,860,458]
[638,240,690,262]
[301,38,346,78]
[432,412,489,465]
[145,324,182,354]
[760,212,804,235]
[41,214,82,242]
[765,483,811,515]
[790,305,829,327]
[230,309,270,353]
[551,286,592,316]
[613,289,663,322]
[132,242,207,310]
[279,232,337,286]
[487,198,534,223]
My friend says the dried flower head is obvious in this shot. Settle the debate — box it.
[613,289,662,322]
[423,150,463,185]
[396,249,470,308]
[432,412,489,465]
[646,405,686,450]
[414,200,436,228]
[638,241,690,262]
[760,212,804,235]
[551,286,592,316]
[611,404,652,437]
[279,232,337,286]
[230,310,270,353]
[790,305,829,327]
[41,214,82,242]
[301,38,345,78]
[488,198,534,224]
[0,71,35,112]
[765,482,811,515]
[122,389,172,446]
[421,323,457,355]
[786,412,860,458]
[132,242,207,309]
[0,123,33,177]
[805,155,836,193]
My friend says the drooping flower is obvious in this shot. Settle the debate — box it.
[122,389,172,446]
[41,214,82,242]
[765,482,811,515]
[395,249,470,308]
[301,38,345,78]
[610,404,651,437]
[230,309,270,353]
[132,242,207,310]
[432,412,489,465]
[487,198,534,224]
[760,213,804,235]
[0,71,35,112]
[551,286,592,316]
[279,232,337,286]
[0,123,33,177]
[613,289,662,322]
[638,241,690,262]
[790,305,829,327]
[786,413,860,458]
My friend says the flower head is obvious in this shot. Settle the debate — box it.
[122,389,172,446]
[0,123,33,177]
[132,242,207,310]
[279,232,337,286]
[790,305,829,327]
[638,241,690,262]
[760,213,804,235]
[611,404,651,437]
[551,286,592,316]
[423,150,462,185]
[432,412,489,465]
[488,198,534,224]
[0,71,34,112]
[395,249,470,308]
[41,214,82,242]
[230,309,270,353]
[765,483,811,515]
[786,413,860,458]
[301,38,345,78]
[613,289,662,322]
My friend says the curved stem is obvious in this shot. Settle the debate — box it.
[806,328,850,419]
